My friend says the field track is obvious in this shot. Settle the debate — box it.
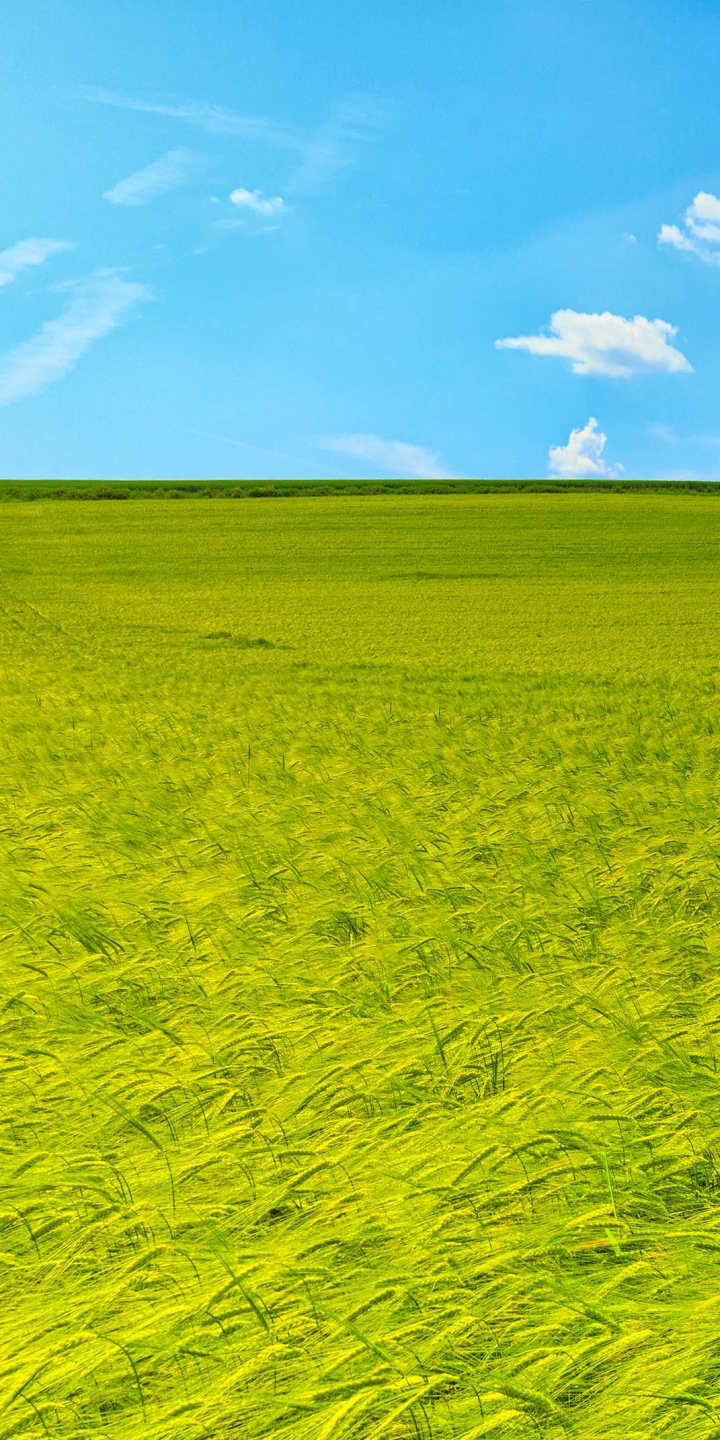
[3,491,720,1438]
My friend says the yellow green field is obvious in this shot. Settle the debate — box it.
[3,492,720,1439]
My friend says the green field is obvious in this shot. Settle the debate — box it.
[4,492,720,1439]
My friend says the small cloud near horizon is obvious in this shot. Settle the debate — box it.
[548,417,622,479]
[497,309,692,378]
[647,422,678,445]
[320,432,455,480]
[0,269,152,407]
[0,238,73,288]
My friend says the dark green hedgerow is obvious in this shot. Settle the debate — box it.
[1,477,720,501]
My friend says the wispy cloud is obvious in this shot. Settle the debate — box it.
[659,192,720,268]
[497,309,692,378]
[83,87,384,195]
[0,238,73,288]
[187,427,357,478]
[320,433,455,479]
[83,86,301,149]
[104,149,202,206]
[647,422,678,445]
[229,187,286,217]
[647,427,720,453]
[548,417,622,478]
[0,270,152,407]
[286,97,384,195]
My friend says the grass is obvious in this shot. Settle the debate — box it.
[2,492,720,1438]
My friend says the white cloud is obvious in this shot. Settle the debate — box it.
[229,187,286,217]
[686,191,720,240]
[0,270,152,407]
[658,223,700,256]
[104,149,202,206]
[496,309,692,378]
[548,418,622,479]
[659,192,720,267]
[320,433,454,479]
[0,238,73,288]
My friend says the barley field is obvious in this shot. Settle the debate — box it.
[4,491,720,1440]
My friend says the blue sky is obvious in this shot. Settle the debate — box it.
[1,0,720,480]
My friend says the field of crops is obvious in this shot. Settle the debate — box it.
[4,491,720,1440]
